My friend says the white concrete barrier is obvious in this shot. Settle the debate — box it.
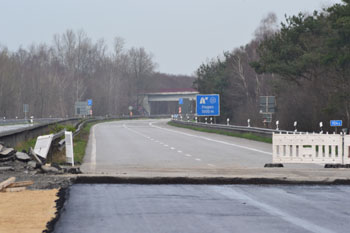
[343,135,350,164]
[273,133,343,164]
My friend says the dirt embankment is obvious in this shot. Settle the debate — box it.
[0,189,59,233]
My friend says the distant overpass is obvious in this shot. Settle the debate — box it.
[141,88,198,115]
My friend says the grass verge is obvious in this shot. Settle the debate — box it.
[72,122,95,164]
[168,121,272,144]
[72,119,121,164]
[15,138,37,152]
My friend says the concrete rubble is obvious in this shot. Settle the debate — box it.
[0,142,81,176]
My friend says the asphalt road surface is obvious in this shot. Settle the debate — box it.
[81,119,323,178]
[54,184,350,233]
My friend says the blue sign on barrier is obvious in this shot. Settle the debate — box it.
[179,98,183,105]
[87,99,93,106]
[196,94,220,116]
[330,120,342,127]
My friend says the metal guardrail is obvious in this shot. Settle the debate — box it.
[171,119,294,136]
[0,118,64,125]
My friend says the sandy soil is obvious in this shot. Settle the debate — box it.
[0,189,58,233]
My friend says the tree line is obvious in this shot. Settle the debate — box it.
[0,30,193,118]
[194,0,350,131]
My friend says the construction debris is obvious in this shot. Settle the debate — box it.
[0,177,16,191]
[0,142,81,180]
[27,161,39,169]
[8,180,34,188]
[0,167,14,171]
[29,147,43,165]
[0,146,15,162]
[15,152,31,162]
[40,165,62,174]
[4,187,27,192]
[0,178,34,192]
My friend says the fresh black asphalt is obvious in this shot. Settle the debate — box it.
[54,184,350,233]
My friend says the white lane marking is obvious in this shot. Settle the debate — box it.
[212,186,335,233]
[208,163,216,167]
[195,158,201,161]
[155,140,159,143]
[170,147,175,150]
[185,154,192,157]
[164,144,169,147]
[90,124,97,172]
[149,122,272,155]
[177,150,182,153]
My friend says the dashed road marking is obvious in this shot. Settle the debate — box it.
[177,150,182,153]
[208,163,216,167]
[195,158,201,161]
[170,147,175,150]
[185,154,192,157]
[149,122,272,155]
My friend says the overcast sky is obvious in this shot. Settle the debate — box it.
[0,0,342,75]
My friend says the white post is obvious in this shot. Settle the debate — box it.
[276,120,279,130]
[227,118,230,126]
[247,119,251,127]
[210,117,213,124]
[205,117,208,124]
[319,122,323,134]
[65,131,74,166]
[294,121,297,132]
[195,116,198,123]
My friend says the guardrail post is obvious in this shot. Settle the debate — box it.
[294,121,297,132]
[247,119,250,127]
[210,117,213,124]
[195,116,198,123]
[276,120,279,130]
[227,118,230,125]
[205,117,207,124]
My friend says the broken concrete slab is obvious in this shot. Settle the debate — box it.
[40,165,63,174]
[15,152,31,162]
[27,161,39,169]
[0,155,14,162]
[0,148,15,157]
[0,167,14,171]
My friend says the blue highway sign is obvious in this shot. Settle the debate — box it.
[179,98,183,105]
[196,94,220,116]
[87,99,93,106]
[330,120,342,127]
